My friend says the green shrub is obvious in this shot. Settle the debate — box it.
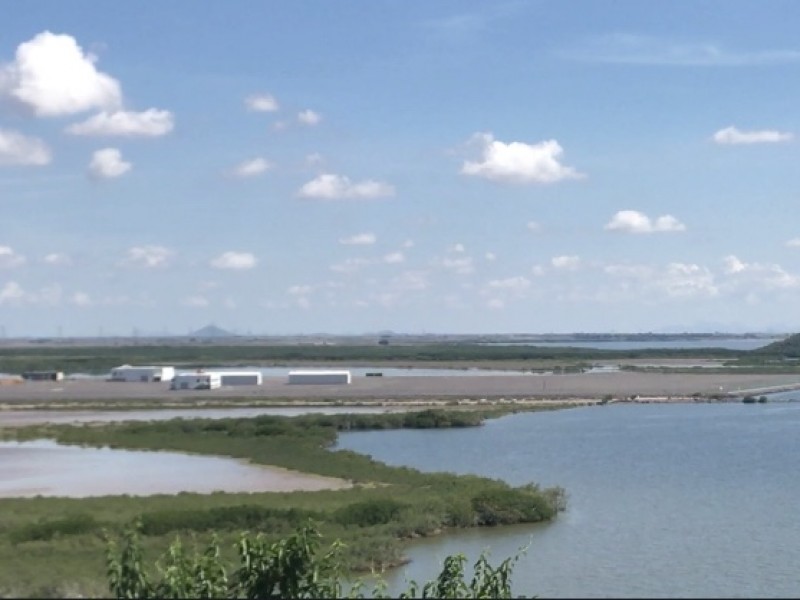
[333,499,409,527]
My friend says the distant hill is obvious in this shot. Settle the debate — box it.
[753,333,800,356]
[190,324,237,338]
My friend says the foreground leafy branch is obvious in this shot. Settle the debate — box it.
[106,520,526,599]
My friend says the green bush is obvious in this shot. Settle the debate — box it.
[333,499,409,527]
[10,513,100,543]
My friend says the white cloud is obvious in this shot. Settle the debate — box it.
[441,256,474,275]
[526,221,541,232]
[245,93,279,112]
[66,109,174,137]
[210,251,257,270]
[461,132,583,184]
[448,243,466,253]
[391,271,429,291]
[231,157,272,178]
[563,34,800,67]
[43,252,72,266]
[71,291,92,307]
[383,252,405,264]
[722,255,800,289]
[339,233,376,246]
[485,252,496,261]
[488,276,531,291]
[0,129,51,166]
[88,148,131,179]
[0,281,25,304]
[182,295,210,307]
[122,245,172,268]
[660,263,718,297]
[551,255,581,270]
[786,238,800,248]
[306,152,324,165]
[298,173,395,200]
[0,246,26,268]
[287,285,313,296]
[605,210,686,233]
[487,298,505,309]
[330,257,372,273]
[712,126,793,145]
[297,109,321,125]
[402,239,415,248]
[0,31,121,116]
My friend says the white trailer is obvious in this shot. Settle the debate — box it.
[288,370,351,385]
[170,372,222,390]
[217,371,262,386]
[110,365,176,382]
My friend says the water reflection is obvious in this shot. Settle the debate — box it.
[0,439,348,497]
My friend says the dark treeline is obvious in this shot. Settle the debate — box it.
[0,343,755,374]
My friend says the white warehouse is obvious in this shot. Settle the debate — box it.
[171,372,222,390]
[288,370,351,385]
[216,371,262,386]
[110,365,175,382]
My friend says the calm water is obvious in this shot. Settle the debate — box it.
[0,405,415,428]
[338,403,800,598]
[0,439,347,497]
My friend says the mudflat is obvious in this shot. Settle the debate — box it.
[1,372,799,406]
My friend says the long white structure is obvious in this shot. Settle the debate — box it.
[110,365,175,382]
[288,370,351,385]
[217,371,262,386]
[170,372,222,390]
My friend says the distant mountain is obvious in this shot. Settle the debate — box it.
[190,324,237,338]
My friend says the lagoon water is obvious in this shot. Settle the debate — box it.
[0,439,348,497]
[337,403,800,598]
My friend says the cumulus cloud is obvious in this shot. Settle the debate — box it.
[526,221,541,232]
[66,109,174,137]
[660,263,718,297]
[339,233,376,245]
[70,291,91,307]
[0,128,51,166]
[298,173,394,200]
[230,157,272,178]
[488,276,531,292]
[383,252,405,264]
[441,256,474,275]
[0,31,121,116]
[43,252,72,266]
[297,109,321,125]
[210,251,257,270]
[461,132,583,184]
[448,243,466,253]
[287,285,313,296]
[722,255,800,289]
[605,210,686,233]
[551,255,581,270]
[0,281,25,304]
[0,246,26,268]
[712,126,793,145]
[245,93,279,112]
[122,245,172,268]
[786,238,800,248]
[88,148,131,179]
[330,257,372,273]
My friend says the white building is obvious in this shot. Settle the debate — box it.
[170,372,222,390]
[110,365,176,382]
[288,370,351,385]
[217,371,262,386]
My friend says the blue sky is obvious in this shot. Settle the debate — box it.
[2,1,800,336]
